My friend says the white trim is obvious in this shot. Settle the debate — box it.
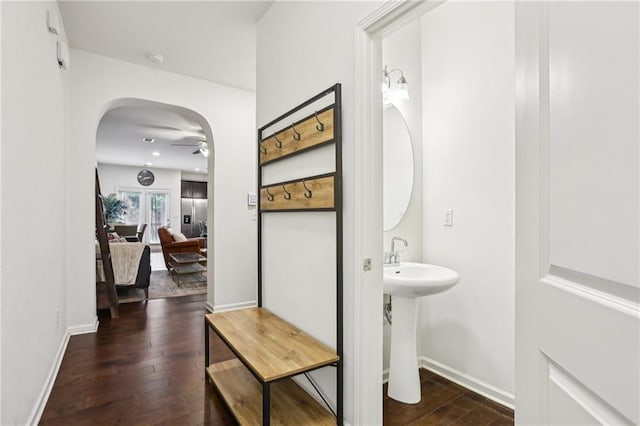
[205,301,214,313]
[542,274,640,319]
[354,18,385,426]
[26,332,71,425]
[383,363,513,408]
[212,300,257,313]
[68,317,99,335]
[353,2,447,424]
[28,318,100,425]
[419,356,515,409]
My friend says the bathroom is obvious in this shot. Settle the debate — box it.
[381,2,515,422]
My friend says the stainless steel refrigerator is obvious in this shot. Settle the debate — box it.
[181,198,208,239]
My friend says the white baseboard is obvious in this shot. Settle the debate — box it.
[419,356,514,409]
[204,301,214,312]
[26,331,70,425]
[28,319,100,424]
[213,300,257,313]
[67,317,99,335]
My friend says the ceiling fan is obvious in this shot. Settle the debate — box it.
[171,139,209,157]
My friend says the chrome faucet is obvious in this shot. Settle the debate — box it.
[384,236,408,265]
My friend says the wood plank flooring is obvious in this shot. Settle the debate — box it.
[41,294,513,425]
[383,370,514,425]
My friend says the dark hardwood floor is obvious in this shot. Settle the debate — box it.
[42,294,513,425]
[41,294,235,425]
[383,370,514,425]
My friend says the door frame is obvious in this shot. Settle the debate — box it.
[353,1,445,424]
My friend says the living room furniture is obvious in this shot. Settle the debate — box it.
[136,223,147,242]
[113,224,138,239]
[158,226,206,270]
[169,252,206,285]
[96,242,151,297]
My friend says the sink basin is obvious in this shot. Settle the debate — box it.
[384,262,459,404]
[384,262,459,297]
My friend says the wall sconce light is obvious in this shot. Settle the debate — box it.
[382,65,409,105]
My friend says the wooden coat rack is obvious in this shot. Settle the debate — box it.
[204,84,343,425]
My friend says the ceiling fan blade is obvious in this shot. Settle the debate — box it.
[171,143,198,147]
[192,149,201,155]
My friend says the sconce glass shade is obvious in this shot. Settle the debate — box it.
[395,80,409,101]
[382,66,409,105]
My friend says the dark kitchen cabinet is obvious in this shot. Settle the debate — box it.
[181,180,207,199]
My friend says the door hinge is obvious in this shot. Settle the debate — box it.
[363,258,372,272]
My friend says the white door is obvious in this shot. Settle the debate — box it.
[146,190,170,244]
[515,2,639,425]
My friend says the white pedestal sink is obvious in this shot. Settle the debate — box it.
[384,262,459,404]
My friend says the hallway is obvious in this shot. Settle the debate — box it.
[41,294,514,425]
[41,295,234,425]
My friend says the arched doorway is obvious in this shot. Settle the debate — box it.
[95,98,214,304]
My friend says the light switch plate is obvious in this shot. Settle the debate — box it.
[247,192,257,206]
[443,209,454,226]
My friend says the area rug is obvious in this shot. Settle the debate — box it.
[116,270,206,303]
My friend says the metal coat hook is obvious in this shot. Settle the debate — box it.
[266,187,274,202]
[291,123,301,141]
[259,142,267,155]
[273,133,283,149]
[302,180,313,198]
[282,184,292,200]
[314,112,325,132]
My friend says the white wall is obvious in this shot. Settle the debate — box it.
[381,19,423,372]
[1,2,69,423]
[0,2,4,421]
[257,1,383,421]
[97,163,182,238]
[67,50,257,327]
[419,2,515,400]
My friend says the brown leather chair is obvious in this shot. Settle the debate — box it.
[157,226,206,270]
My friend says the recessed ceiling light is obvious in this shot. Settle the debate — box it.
[142,137,155,143]
[152,151,160,156]
[194,168,200,171]
[145,162,153,166]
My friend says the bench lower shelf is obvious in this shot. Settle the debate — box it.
[206,359,335,426]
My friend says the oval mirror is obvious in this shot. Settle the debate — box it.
[383,105,414,231]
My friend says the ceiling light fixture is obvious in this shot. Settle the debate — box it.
[194,168,200,171]
[191,140,209,158]
[382,65,409,105]
[142,137,155,143]
[145,162,153,166]
[152,151,160,157]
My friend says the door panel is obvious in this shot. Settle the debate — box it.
[516,2,639,424]
[548,2,639,288]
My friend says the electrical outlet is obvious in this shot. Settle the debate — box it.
[443,209,454,226]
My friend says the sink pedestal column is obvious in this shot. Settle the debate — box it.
[387,295,421,404]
